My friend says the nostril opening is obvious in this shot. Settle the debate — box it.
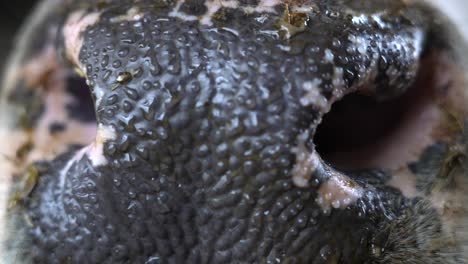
[65,74,97,124]
[314,53,459,170]
[314,92,409,170]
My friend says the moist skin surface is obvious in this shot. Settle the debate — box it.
[0,0,468,263]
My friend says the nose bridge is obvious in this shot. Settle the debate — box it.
[64,1,429,192]
[75,15,306,180]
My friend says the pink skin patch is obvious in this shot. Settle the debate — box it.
[85,124,117,167]
[316,172,364,213]
[110,7,144,23]
[58,124,116,192]
[63,11,101,71]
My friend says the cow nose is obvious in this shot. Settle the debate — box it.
[2,1,468,263]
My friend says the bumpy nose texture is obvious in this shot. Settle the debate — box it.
[13,1,447,263]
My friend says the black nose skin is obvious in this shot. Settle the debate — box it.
[3,0,466,263]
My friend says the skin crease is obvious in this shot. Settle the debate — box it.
[0,0,467,263]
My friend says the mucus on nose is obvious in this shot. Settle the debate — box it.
[291,132,364,212]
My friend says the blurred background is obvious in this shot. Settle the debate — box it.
[0,0,38,70]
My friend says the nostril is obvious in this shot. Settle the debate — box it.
[314,52,465,171]
[64,75,97,124]
[314,91,410,170]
